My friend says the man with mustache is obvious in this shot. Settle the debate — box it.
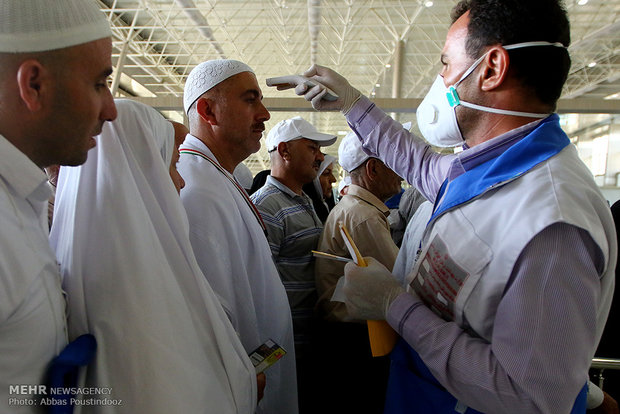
[178,59,298,414]
[251,116,335,413]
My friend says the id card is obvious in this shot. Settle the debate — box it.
[249,339,287,374]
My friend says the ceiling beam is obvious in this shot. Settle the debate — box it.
[129,96,620,114]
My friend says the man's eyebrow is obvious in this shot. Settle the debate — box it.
[242,89,262,99]
[101,67,114,79]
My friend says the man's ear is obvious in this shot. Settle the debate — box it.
[478,46,510,92]
[195,97,218,126]
[277,141,291,161]
[365,158,380,180]
[16,59,47,112]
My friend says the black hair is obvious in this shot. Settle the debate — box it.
[451,0,571,108]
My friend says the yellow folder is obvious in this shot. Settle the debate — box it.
[338,223,398,357]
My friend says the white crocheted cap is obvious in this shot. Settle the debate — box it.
[183,59,254,114]
[0,0,111,53]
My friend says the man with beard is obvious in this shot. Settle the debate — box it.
[274,0,616,412]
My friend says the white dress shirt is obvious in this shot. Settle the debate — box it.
[0,134,67,414]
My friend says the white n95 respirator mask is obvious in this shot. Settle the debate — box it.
[416,41,566,148]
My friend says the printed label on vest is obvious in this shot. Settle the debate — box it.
[410,235,469,320]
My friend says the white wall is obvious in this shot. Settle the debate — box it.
[599,187,620,206]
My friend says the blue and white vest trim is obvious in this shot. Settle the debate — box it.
[388,115,615,413]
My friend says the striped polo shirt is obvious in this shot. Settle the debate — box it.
[251,175,323,354]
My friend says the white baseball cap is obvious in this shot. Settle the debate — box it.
[0,0,111,53]
[266,116,336,152]
[183,59,254,114]
[339,122,411,172]
[338,131,370,172]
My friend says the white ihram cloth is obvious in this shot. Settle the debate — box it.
[50,100,256,414]
[178,134,298,414]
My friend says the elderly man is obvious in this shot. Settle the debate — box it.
[250,116,336,413]
[281,0,616,413]
[0,1,116,411]
[314,130,403,413]
[316,130,402,323]
[178,59,298,414]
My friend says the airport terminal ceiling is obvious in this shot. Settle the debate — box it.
[98,0,620,177]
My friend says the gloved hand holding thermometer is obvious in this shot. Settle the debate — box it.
[266,64,361,112]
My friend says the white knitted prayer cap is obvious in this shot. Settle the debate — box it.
[0,0,111,53]
[183,59,254,114]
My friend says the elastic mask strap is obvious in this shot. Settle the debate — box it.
[453,41,566,88]
[459,101,549,118]
[448,40,567,118]
[503,41,566,51]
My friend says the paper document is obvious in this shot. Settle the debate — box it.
[330,276,346,302]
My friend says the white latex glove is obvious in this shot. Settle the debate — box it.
[343,257,405,321]
[295,64,361,112]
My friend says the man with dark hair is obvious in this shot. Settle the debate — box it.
[273,0,617,413]
[251,116,336,414]
[451,0,571,108]
[0,1,117,411]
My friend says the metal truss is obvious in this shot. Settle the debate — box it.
[96,0,620,173]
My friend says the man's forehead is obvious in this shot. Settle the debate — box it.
[449,11,470,39]
[64,37,113,75]
[222,71,260,92]
[284,137,318,148]
[299,137,320,146]
[442,11,470,56]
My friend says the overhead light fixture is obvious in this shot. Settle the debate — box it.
[385,63,391,68]
[588,61,597,68]
[371,91,376,96]
[375,83,381,87]
[604,92,620,100]
[577,0,588,5]
[424,1,434,7]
